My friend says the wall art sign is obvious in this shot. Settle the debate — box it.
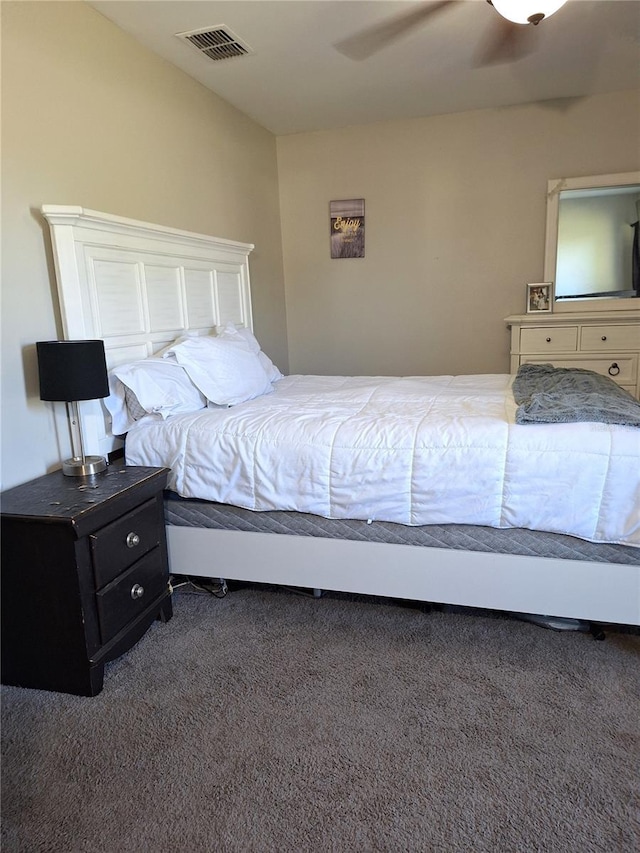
[330,199,365,259]
[526,282,553,313]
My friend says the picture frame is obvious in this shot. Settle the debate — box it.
[526,282,552,313]
[330,199,365,259]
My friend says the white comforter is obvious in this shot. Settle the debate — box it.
[125,374,640,547]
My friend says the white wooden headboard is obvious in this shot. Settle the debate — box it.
[42,205,254,458]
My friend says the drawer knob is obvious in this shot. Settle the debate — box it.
[601,335,607,341]
[545,337,551,343]
[126,532,140,549]
[130,583,145,600]
[608,363,620,377]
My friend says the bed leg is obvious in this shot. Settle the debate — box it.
[312,588,323,598]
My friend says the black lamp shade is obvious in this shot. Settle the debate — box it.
[37,340,109,402]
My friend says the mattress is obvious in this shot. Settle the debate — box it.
[164,493,640,565]
[125,373,640,547]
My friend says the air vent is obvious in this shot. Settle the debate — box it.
[176,26,253,62]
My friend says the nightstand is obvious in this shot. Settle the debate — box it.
[1,464,173,696]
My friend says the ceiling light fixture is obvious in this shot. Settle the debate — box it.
[490,0,568,26]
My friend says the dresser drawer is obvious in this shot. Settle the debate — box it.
[520,326,578,354]
[580,324,640,352]
[90,498,161,588]
[521,355,637,387]
[95,548,167,642]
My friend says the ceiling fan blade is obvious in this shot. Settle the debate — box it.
[475,17,536,66]
[335,0,455,61]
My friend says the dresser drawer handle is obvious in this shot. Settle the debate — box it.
[130,583,145,600]
[126,532,141,549]
[608,363,620,377]
[545,337,551,343]
[601,335,607,341]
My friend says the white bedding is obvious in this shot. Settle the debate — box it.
[124,374,640,547]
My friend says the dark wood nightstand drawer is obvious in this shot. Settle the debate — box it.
[95,548,167,642]
[90,498,161,588]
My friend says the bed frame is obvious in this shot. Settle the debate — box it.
[41,205,640,627]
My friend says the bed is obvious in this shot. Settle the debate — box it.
[41,205,640,627]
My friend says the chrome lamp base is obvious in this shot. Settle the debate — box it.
[62,455,107,477]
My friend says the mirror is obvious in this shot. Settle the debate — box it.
[544,171,640,313]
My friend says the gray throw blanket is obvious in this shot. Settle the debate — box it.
[513,363,640,427]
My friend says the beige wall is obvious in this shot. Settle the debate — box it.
[2,2,639,491]
[1,1,287,489]
[277,90,640,376]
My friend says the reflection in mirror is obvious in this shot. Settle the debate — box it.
[544,172,640,311]
[556,185,639,300]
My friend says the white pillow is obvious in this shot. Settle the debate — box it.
[166,336,273,406]
[152,331,207,359]
[257,351,283,384]
[104,358,206,434]
[216,321,260,353]
[216,322,283,383]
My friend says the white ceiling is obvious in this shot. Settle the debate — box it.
[88,0,640,135]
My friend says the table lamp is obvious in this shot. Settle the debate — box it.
[36,339,110,476]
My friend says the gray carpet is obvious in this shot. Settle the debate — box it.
[2,587,639,853]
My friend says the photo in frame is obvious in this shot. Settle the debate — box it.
[330,199,365,259]
[526,282,553,313]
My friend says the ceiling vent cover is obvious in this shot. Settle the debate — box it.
[176,26,253,61]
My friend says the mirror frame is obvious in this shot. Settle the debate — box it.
[544,170,640,314]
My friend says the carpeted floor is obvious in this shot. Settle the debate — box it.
[2,586,639,852]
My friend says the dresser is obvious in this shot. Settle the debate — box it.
[1,464,173,696]
[505,311,640,399]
